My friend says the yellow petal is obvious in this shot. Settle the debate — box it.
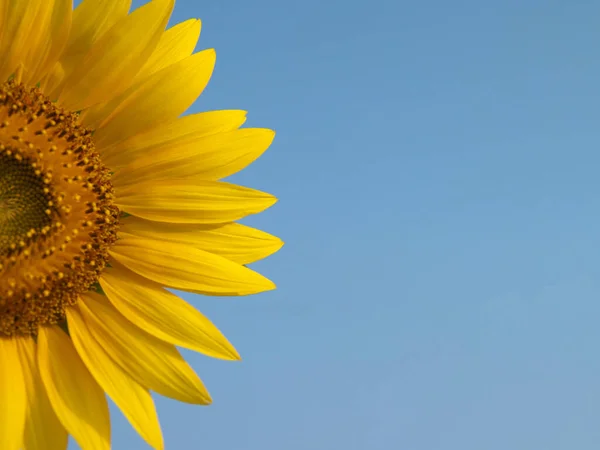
[110,236,276,295]
[0,337,26,450]
[84,49,216,148]
[63,0,131,60]
[134,18,202,82]
[0,0,71,84]
[113,128,275,185]
[0,0,42,79]
[25,0,72,85]
[101,110,247,167]
[59,0,174,110]
[67,307,164,450]
[38,326,111,450]
[0,1,6,43]
[17,337,68,450]
[41,62,65,98]
[115,180,277,224]
[79,292,211,404]
[47,0,131,97]
[100,263,240,360]
[120,215,283,264]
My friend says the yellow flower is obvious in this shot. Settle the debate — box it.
[0,0,282,448]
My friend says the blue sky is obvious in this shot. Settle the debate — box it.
[78,0,600,449]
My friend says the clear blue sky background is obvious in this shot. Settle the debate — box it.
[74,0,600,449]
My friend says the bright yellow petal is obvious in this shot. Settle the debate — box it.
[83,49,216,148]
[79,292,211,405]
[100,263,240,360]
[0,0,36,79]
[67,307,164,450]
[16,337,68,450]
[0,0,43,80]
[64,0,132,59]
[120,215,283,264]
[25,0,72,85]
[0,337,26,450]
[40,61,65,98]
[110,236,276,295]
[38,326,111,450]
[0,0,71,83]
[134,18,201,82]
[115,180,277,224]
[101,110,247,167]
[59,0,174,110]
[47,0,131,96]
[113,128,275,185]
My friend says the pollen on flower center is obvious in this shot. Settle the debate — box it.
[0,80,119,337]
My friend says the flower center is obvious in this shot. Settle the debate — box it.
[0,152,55,253]
[0,81,119,337]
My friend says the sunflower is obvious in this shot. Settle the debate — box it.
[0,0,282,448]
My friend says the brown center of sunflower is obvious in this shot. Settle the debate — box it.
[0,81,119,337]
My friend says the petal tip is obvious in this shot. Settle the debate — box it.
[275,237,285,251]
[230,348,242,361]
[262,278,277,292]
[199,390,213,405]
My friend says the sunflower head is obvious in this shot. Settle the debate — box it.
[0,1,281,449]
